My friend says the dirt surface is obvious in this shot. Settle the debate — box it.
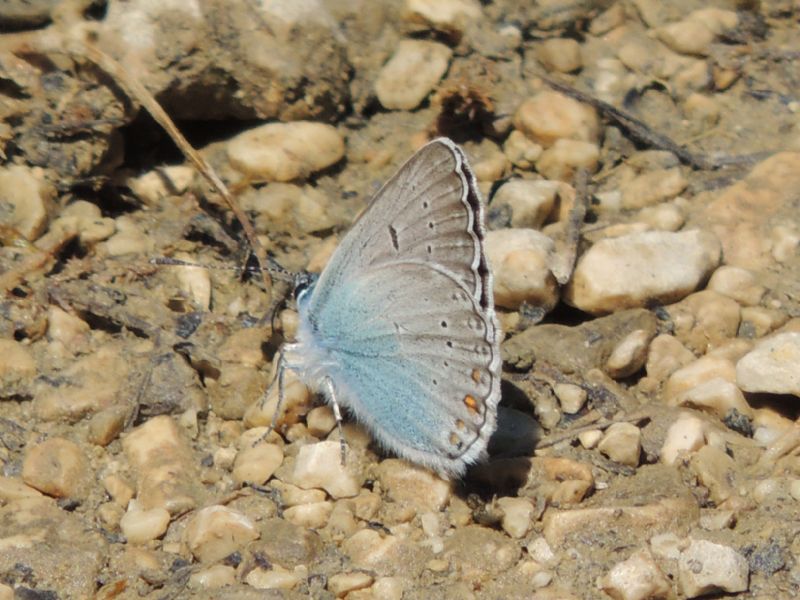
[0,1,799,599]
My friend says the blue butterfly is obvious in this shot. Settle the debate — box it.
[273,138,501,478]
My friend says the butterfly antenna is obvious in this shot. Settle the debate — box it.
[150,256,297,283]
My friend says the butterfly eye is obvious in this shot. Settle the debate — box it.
[293,272,318,302]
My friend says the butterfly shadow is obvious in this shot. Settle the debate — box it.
[458,379,543,498]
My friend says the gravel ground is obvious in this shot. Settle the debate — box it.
[0,1,799,599]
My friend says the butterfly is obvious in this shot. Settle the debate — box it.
[272,137,501,478]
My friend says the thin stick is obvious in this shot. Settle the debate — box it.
[74,41,272,293]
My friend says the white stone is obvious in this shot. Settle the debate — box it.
[674,378,753,419]
[636,202,686,232]
[120,505,171,544]
[537,38,583,73]
[184,505,260,563]
[578,429,603,449]
[565,230,721,315]
[283,501,333,529]
[661,414,705,466]
[707,266,765,306]
[514,91,600,147]
[658,20,714,56]
[328,571,374,596]
[553,383,587,414]
[173,253,211,310]
[189,565,237,589]
[375,40,452,110]
[736,332,800,396]
[536,139,600,181]
[292,441,361,498]
[404,0,482,35]
[227,121,345,182]
[678,539,749,597]
[496,496,535,539]
[664,356,736,402]
[376,459,451,512]
[503,130,543,169]
[597,422,641,467]
[491,179,559,229]
[606,329,652,379]
[245,565,305,590]
[599,549,671,600]
[0,165,51,240]
[306,405,336,438]
[485,228,558,311]
[232,443,284,485]
[242,183,336,234]
[620,168,687,209]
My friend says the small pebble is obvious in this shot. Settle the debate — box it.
[102,216,154,256]
[184,505,260,563]
[292,441,361,498]
[553,383,587,414]
[689,445,736,504]
[707,266,765,307]
[103,474,135,507]
[739,307,788,338]
[496,496,535,539]
[664,356,736,402]
[605,329,652,379]
[699,509,735,530]
[536,139,600,181]
[306,405,337,438]
[736,332,800,396]
[375,40,452,110]
[189,565,237,589]
[328,571,374,597]
[771,225,799,263]
[342,528,404,572]
[678,539,749,597]
[537,38,583,73]
[46,306,90,351]
[377,459,451,512]
[22,437,90,500]
[661,414,706,466]
[283,501,333,529]
[232,443,284,485]
[597,422,641,467]
[645,334,696,382]
[619,168,687,209]
[565,230,721,315]
[128,165,194,205]
[684,93,721,127]
[658,19,714,56]
[403,0,482,36]
[245,565,305,590]
[674,377,753,420]
[0,164,52,240]
[514,91,600,147]
[120,504,171,544]
[636,201,686,232]
[503,130,543,169]
[599,549,671,600]
[578,429,603,449]
[227,121,345,183]
[485,229,558,311]
[491,179,558,229]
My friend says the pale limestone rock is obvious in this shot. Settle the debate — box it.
[565,230,721,315]
[376,459,451,512]
[188,565,237,589]
[283,501,333,529]
[636,202,686,232]
[0,164,52,240]
[678,539,749,596]
[292,441,361,498]
[597,423,641,467]
[664,356,736,402]
[375,40,452,110]
[503,130,543,169]
[620,168,687,209]
[245,565,306,590]
[736,332,800,396]
[22,438,90,500]
[661,414,706,465]
[227,121,344,182]
[404,0,482,36]
[491,179,559,229]
[658,20,715,56]
[496,496,536,539]
[674,378,753,419]
[485,228,558,311]
[306,405,336,438]
[646,334,696,382]
[707,266,765,307]
[328,572,374,597]
[232,443,284,485]
[606,329,652,379]
[537,38,583,73]
[553,383,587,414]
[184,505,259,563]
[514,91,600,147]
[689,445,736,504]
[120,504,171,544]
[599,549,671,600]
[536,139,600,181]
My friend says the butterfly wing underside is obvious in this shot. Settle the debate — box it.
[300,138,501,477]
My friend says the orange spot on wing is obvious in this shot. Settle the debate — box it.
[463,394,480,414]
[471,368,481,383]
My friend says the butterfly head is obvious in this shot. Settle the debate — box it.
[292,271,318,306]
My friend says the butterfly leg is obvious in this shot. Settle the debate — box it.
[251,349,287,448]
[322,376,348,466]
